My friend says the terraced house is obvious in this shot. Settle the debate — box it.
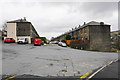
[52,21,111,51]
[5,18,39,43]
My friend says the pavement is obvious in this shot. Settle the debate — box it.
[1,42,118,79]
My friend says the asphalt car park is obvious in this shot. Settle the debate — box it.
[1,43,118,79]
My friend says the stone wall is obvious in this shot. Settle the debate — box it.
[17,22,30,36]
[89,25,111,51]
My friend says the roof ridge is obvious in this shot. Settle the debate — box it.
[7,18,29,23]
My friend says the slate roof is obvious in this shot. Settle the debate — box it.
[85,21,109,26]
[53,21,110,39]
[7,18,29,23]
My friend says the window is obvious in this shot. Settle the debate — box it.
[84,28,86,33]
[85,37,87,40]
[85,37,89,40]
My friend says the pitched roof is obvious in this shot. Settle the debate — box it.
[81,21,109,28]
[53,21,110,39]
[67,21,110,33]
[86,21,109,25]
[7,18,29,23]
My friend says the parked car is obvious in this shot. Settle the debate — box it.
[34,39,42,46]
[49,41,54,44]
[61,43,67,47]
[58,42,67,47]
[49,41,59,44]
[54,41,59,44]
[58,42,63,46]
[4,38,15,43]
[17,38,28,44]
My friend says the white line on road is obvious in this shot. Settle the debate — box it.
[87,59,118,80]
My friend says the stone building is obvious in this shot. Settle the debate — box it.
[0,30,2,39]
[52,21,111,51]
[111,30,120,41]
[111,30,120,50]
[5,18,39,43]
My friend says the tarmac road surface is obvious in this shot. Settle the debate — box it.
[88,60,119,80]
[1,43,118,79]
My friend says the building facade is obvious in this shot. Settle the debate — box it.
[52,21,111,51]
[5,18,39,43]
[111,30,120,50]
[0,30,2,39]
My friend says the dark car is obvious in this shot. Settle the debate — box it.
[4,38,15,43]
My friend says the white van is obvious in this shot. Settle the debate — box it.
[17,38,28,44]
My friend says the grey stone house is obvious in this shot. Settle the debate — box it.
[52,21,111,51]
[5,18,39,43]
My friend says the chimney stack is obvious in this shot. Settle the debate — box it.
[24,17,26,21]
[100,22,104,25]
[84,22,86,25]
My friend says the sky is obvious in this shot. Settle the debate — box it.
[0,0,119,40]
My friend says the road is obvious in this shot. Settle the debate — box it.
[88,60,119,80]
[1,43,118,79]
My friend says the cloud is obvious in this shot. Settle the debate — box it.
[0,1,118,39]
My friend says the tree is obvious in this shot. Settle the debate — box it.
[2,22,7,31]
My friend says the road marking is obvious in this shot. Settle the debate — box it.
[78,72,92,80]
[87,65,106,79]
[87,59,118,80]
[5,75,17,80]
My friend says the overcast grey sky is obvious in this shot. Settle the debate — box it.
[0,0,119,39]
